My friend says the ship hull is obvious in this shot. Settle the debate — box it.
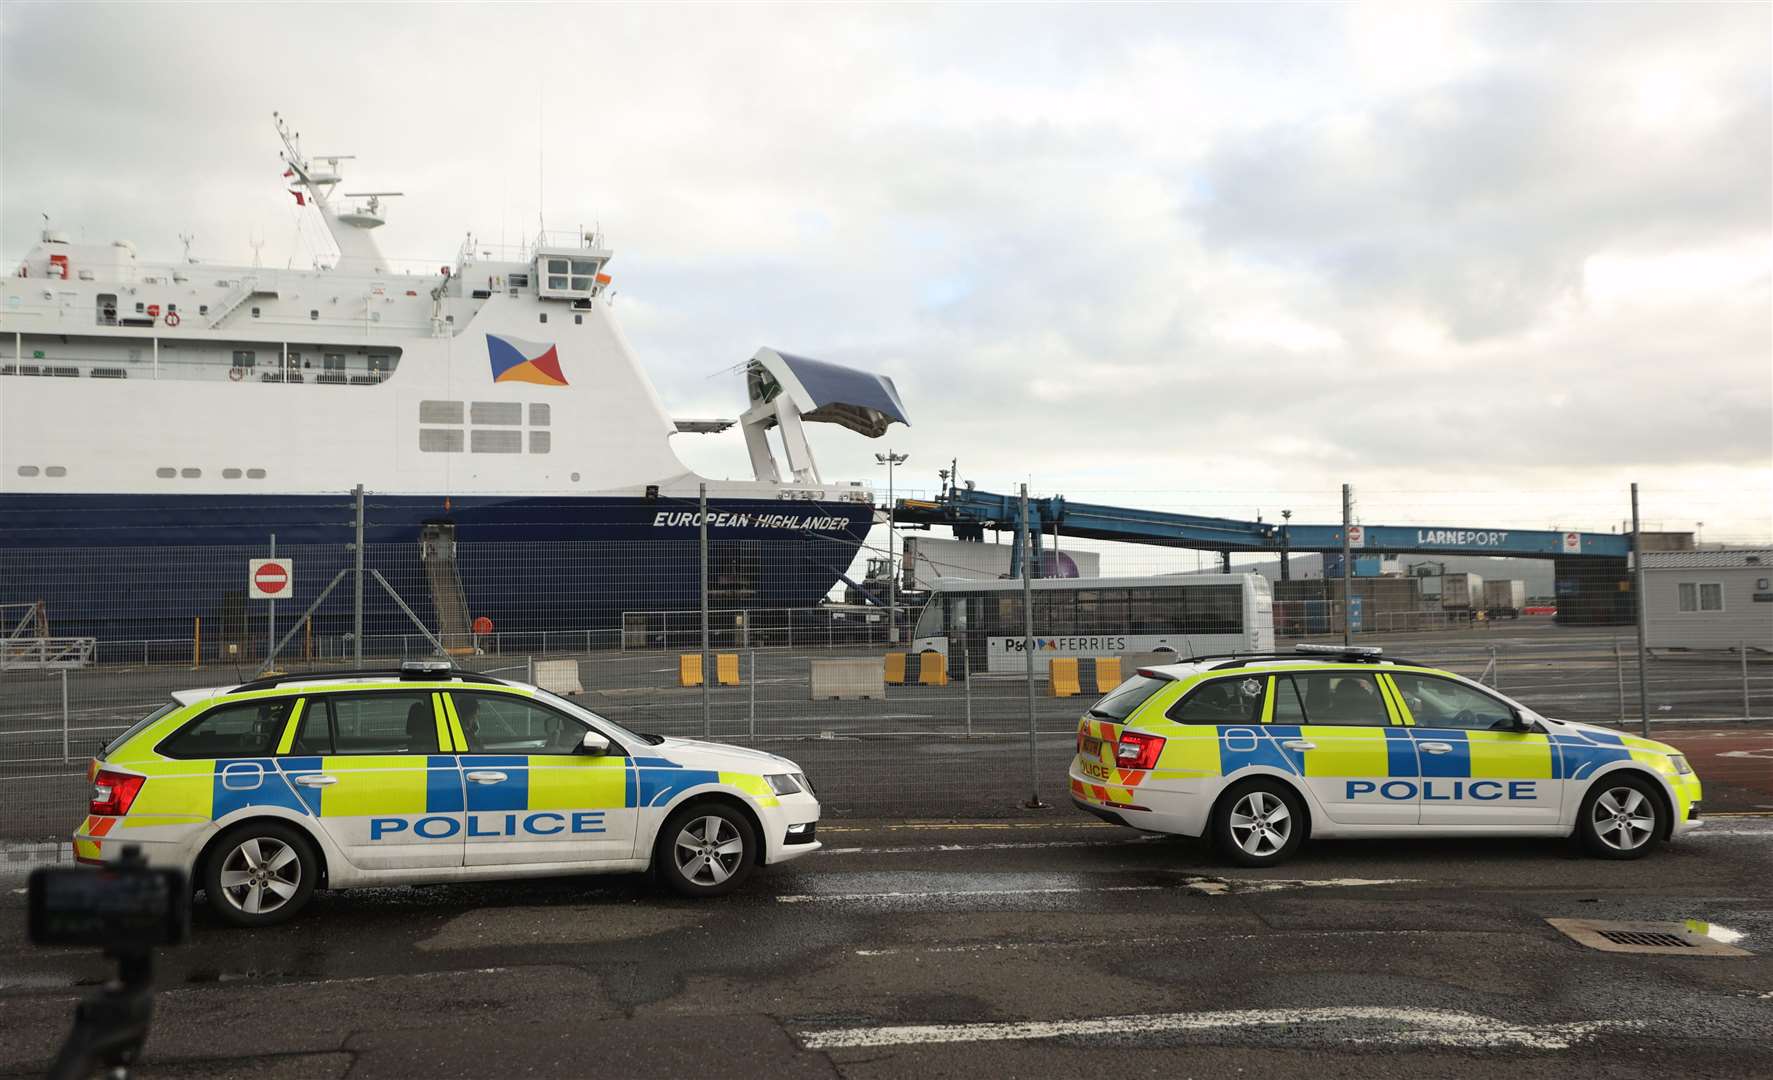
[0,493,873,646]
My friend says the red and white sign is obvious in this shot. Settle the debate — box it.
[1346,525,1365,548]
[1561,531,1581,554]
[249,558,294,599]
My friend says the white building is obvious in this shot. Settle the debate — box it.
[1642,549,1773,651]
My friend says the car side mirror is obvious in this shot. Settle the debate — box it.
[579,731,611,755]
[1508,709,1533,732]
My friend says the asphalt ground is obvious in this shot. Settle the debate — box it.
[2,817,1772,1078]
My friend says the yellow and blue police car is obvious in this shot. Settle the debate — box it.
[1070,646,1702,866]
[73,662,821,926]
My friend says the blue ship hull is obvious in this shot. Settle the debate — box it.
[0,493,874,644]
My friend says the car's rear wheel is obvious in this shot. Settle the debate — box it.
[656,802,758,898]
[1578,775,1664,860]
[204,822,318,927]
[1213,779,1306,867]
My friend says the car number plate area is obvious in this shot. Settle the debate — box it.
[1080,736,1104,758]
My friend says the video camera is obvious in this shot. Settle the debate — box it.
[27,847,189,1080]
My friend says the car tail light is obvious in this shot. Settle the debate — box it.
[90,770,145,817]
[1115,731,1165,772]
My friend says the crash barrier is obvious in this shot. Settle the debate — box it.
[532,659,585,695]
[917,649,948,686]
[1049,657,1081,697]
[884,652,908,685]
[1092,656,1122,693]
[810,658,887,701]
[678,652,742,687]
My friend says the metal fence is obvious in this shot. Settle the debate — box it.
[3,482,1770,853]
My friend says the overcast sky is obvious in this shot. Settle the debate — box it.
[3,2,1768,558]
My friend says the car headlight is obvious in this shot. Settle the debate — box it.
[1669,754,1693,776]
[765,773,803,796]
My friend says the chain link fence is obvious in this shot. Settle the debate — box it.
[3,484,1769,853]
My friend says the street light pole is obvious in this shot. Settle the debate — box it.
[876,451,908,644]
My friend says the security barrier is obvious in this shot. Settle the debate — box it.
[810,658,887,701]
[678,653,703,687]
[533,658,585,695]
[716,652,740,686]
[1092,656,1122,693]
[884,652,908,685]
[1049,656,1080,697]
[917,650,948,686]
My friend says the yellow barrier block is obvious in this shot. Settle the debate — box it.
[716,653,740,686]
[678,653,703,688]
[1092,657,1122,693]
[884,652,908,685]
[1050,656,1081,697]
[917,650,948,687]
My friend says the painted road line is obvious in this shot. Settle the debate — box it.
[1184,876,1417,895]
[819,837,1161,857]
[796,1006,1638,1052]
[775,885,1171,904]
[854,928,1460,958]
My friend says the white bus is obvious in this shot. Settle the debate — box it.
[910,573,1275,675]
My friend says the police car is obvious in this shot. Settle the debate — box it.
[73,662,821,926]
[1070,645,1702,866]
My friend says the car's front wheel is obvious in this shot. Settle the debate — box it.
[203,822,318,927]
[656,802,758,897]
[1578,775,1664,860]
[1212,779,1307,867]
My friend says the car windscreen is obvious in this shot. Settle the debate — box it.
[1087,674,1169,721]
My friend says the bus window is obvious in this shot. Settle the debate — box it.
[912,601,944,639]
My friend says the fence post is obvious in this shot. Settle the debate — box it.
[1020,484,1044,808]
[1744,640,1752,720]
[527,654,535,685]
[1614,639,1626,727]
[963,640,973,737]
[61,668,69,764]
[353,484,365,666]
[1341,482,1353,646]
[700,483,712,739]
[748,649,756,739]
[1491,645,1500,691]
[1631,482,1649,737]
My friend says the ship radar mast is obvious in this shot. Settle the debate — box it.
[274,111,393,274]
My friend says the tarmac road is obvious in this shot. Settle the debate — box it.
[3,818,1771,1078]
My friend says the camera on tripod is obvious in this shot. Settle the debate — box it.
[27,846,190,1080]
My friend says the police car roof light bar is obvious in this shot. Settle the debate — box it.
[1295,644,1384,657]
[231,666,509,693]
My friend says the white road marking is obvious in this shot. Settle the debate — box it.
[818,838,1157,857]
[775,885,1170,904]
[853,928,1451,957]
[798,1006,1638,1051]
[1186,876,1418,894]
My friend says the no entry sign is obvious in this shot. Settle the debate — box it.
[249,558,294,599]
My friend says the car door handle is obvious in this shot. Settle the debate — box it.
[465,771,509,784]
[292,774,337,787]
[1281,740,1316,751]
[1418,742,1455,754]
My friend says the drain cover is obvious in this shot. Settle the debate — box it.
[1549,918,1752,957]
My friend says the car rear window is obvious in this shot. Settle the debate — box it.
[158,699,296,759]
[103,701,180,758]
[1087,674,1168,721]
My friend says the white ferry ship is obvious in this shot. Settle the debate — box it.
[0,115,907,645]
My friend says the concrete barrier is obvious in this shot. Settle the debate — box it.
[715,652,741,687]
[811,658,887,701]
[1049,657,1081,697]
[917,650,949,687]
[1091,656,1122,693]
[884,652,908,685]
[532,659,585,695]
[678,653,703,687]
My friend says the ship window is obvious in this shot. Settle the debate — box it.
[546,258,569,275]
[420,400,464,424]
[574,314,582,325]
[420,429,465,453]
[323,353,346,372]
[538,313,548,324]
[45,466,66,477]
[548,276,568,290]
[310,309,319,320]
[247,468,267,479]
[571,277,592,291]
[571,472,581,482]
[510,273,529,288]
[471,402,522,425]
[232,350,255,369]
[529,403,550,426]
[180,468,201,478]
[251,307,260,317]
[200,305,209,316]
[367,353,392,373]
[156,467,176,478]
[16,466,39,477]
[223,468,243,479]
[135,302,145,313]
[471,429,522,454]
[571,260,597,275]
[529,431,551,454]
[97,294,118,325]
